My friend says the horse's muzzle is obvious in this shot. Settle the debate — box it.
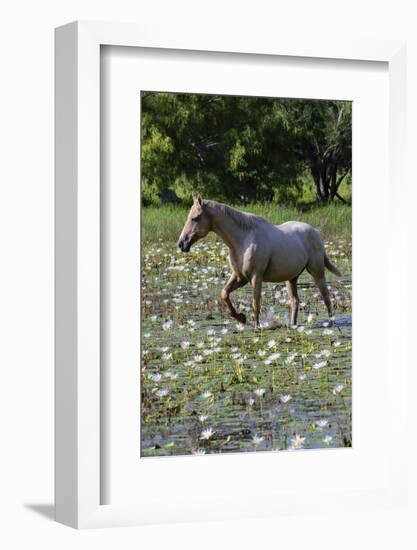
[178,238,191,253]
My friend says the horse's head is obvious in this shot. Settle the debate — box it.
[178,195,211,252]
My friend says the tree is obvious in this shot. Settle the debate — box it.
[284,100,352,202]
[141,92,351,205]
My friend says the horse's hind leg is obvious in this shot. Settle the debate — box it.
[251,273,263,330]
[221,273,247,324]
[286,277,300,326]
[313,276,333,320]
[307,258,333,320]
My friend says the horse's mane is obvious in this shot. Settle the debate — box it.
[203,200,267,230]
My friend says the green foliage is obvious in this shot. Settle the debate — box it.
[141,92,352,205]
[141,180,160,206]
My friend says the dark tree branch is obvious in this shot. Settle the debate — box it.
[335,169,350,191]
[335,192,347,204]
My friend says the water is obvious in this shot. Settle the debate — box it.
[141,238,352,456]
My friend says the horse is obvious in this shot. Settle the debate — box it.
[177,196,341,329]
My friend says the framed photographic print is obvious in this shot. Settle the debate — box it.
[55,21,408,528]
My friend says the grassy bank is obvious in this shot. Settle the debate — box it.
[141,202,352,245]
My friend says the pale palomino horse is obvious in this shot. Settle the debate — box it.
[178,196,341,329]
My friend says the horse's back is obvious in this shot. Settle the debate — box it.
[276,221,323,248]
[260,220,324,282]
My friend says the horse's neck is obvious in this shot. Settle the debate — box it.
[208,208,247,252]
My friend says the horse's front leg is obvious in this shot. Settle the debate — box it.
[221,273,247,324]
[251,274,263,330]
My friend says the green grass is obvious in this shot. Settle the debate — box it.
[141,202,352,244]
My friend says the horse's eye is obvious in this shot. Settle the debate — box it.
[192,215,201,222]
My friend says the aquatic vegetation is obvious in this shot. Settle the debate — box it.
[141,237,352,457]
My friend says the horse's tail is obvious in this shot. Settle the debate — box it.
[324,254,342,276]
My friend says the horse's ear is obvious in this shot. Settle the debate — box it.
[193,194,203,208]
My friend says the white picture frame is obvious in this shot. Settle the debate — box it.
[55,20,407,529]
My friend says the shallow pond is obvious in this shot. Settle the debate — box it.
[141,238,352,456]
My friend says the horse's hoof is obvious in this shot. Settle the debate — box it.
[236,313,246,324]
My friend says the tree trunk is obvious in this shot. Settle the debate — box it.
[329,162,338,201]
[313,166,330,202]
[312,162,350,204]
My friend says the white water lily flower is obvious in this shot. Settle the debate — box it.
[257,350,267,357]
[164,371,177,380]
[143,333,151,338]
[252,435,265,445]
[290,434,306,450]
[162,353,173,361]
[150,373,162,382]
[333,341,342,347]
[280,394,292,404]
[323,328,334,336]
[181,341,190,349]
[323,435,333,445]
[333,383,345,394]
[315,349,331,358]
[201,391,212,400]
[155,388,169,398]
[162,320,173,331]
[307,313,314,324]
[199,414,208,423]
[254,388,266,397]
[305,329,313,335]
[313,360,327,370]
[193,448,206,455]
[267,339,276,348]
[316,419,328,428]
[298,373,307,381]
[285,354,296,365]
[194,355,204,363]
[200,427,215,440]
